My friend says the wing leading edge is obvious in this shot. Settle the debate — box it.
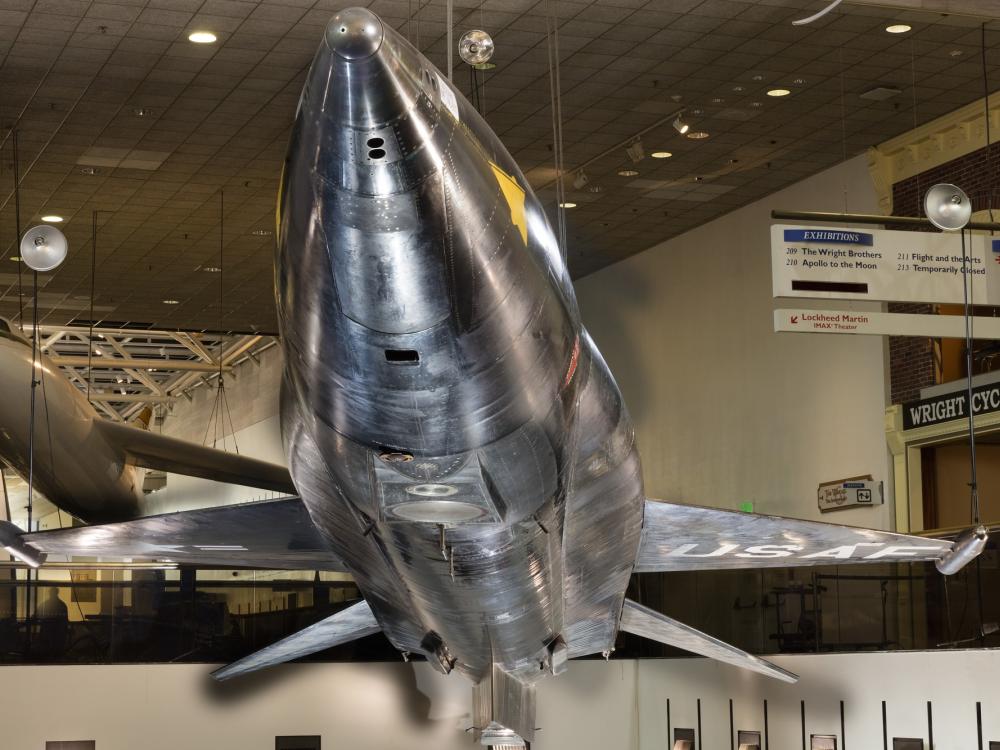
[95,419,295,494]
[637,499,972,573]
[21,496,346,571]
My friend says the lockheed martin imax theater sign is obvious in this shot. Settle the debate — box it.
[904,381,1000,429]
[772,226,1000,306]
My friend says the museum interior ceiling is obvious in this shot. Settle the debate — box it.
[0,0,998,333]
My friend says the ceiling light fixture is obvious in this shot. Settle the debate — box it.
[673,114,690,135]
[651,151,672,159]
[686,131,710,140]
[202,266,222,273]
[40,215,63,223]
[886,24,911,34]
[558,202,577,208]
[188,31,217,43]
[618,168,639,177]
[572,170,590,190]
[767,88,791,97]
[733,85,745,92]
[162,299,179,305]
[625,139,644,163]
[9,256,20,262]
[251,229,273,236]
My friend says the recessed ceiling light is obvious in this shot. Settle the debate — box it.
[949,49,964,57]
[792,78,805,85]
[41,215,63,223]
[10,256,20,262]
[188,31,217,43]
[750,101,763,108]
[201,266,222,273]
[651,151,672,159]
[558,202,577,208]
[473,62,496,70]
[886,24,911,34]
[767,88,791,97]
[133,107,151,117]
[751,74,764,82]
[710,98,723,104]
[618,168,639,177]
[162,299,179,305]
[686,131,710,139]
[732,85,745,92]
[80,166,96,175]
[251,229,273,236]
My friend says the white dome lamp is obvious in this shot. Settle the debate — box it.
[459,29,494,67]
[924,183,972,232]
[20,224,68,272]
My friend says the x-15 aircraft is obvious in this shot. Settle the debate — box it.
[0,8,987,748]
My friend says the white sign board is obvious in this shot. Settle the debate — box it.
[772,225,1000,305]
[774,308,1000,339]
[817,477,883,513]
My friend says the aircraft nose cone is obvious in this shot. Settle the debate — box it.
[325,8,383,60]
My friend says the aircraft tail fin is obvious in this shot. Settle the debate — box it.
[212,599,381,681]
[473,665,536,747]
[618,598,798,683]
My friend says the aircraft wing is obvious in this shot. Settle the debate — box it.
[95,419,295,494]
[636,499,960,572]
[19,496,347,571]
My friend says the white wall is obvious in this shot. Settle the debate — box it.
[2,651,996,750]
[144,342,286,514]
[575,154,893,527]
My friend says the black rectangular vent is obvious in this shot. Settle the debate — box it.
[46,743,96,750]
[276,737,320,750]
[385,349,419,364]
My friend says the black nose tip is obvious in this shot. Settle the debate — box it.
[325,8,383,60]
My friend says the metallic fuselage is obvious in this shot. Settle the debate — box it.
[0,328,144,522]
[277,10,644,681]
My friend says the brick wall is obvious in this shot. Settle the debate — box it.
[886,143,999,404]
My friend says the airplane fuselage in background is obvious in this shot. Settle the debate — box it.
[276,8,645,682]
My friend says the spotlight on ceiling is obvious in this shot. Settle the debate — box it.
[20,225,68,272]
[651,151,672,159]
[924,184,971,232]
[572,170,590,190]
[767,88,791,97]
[673,115,690,135]
[40,215,63,223]
[886,24,911,34]
[459,29,495,66]
[625,139,644,163]
[558,202,577,208]
[188,31,217,44]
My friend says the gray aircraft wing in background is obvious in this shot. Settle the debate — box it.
[94,419,296,495]
[15,497,346,571]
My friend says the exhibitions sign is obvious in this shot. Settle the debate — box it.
[817,476,883,513]
[903,381,1000,429]
[774,308,1000,339]
[772,225,999,305]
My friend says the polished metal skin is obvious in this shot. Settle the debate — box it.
[0,317,294,524]
[276,6,644,687]
[5,8,984,746]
